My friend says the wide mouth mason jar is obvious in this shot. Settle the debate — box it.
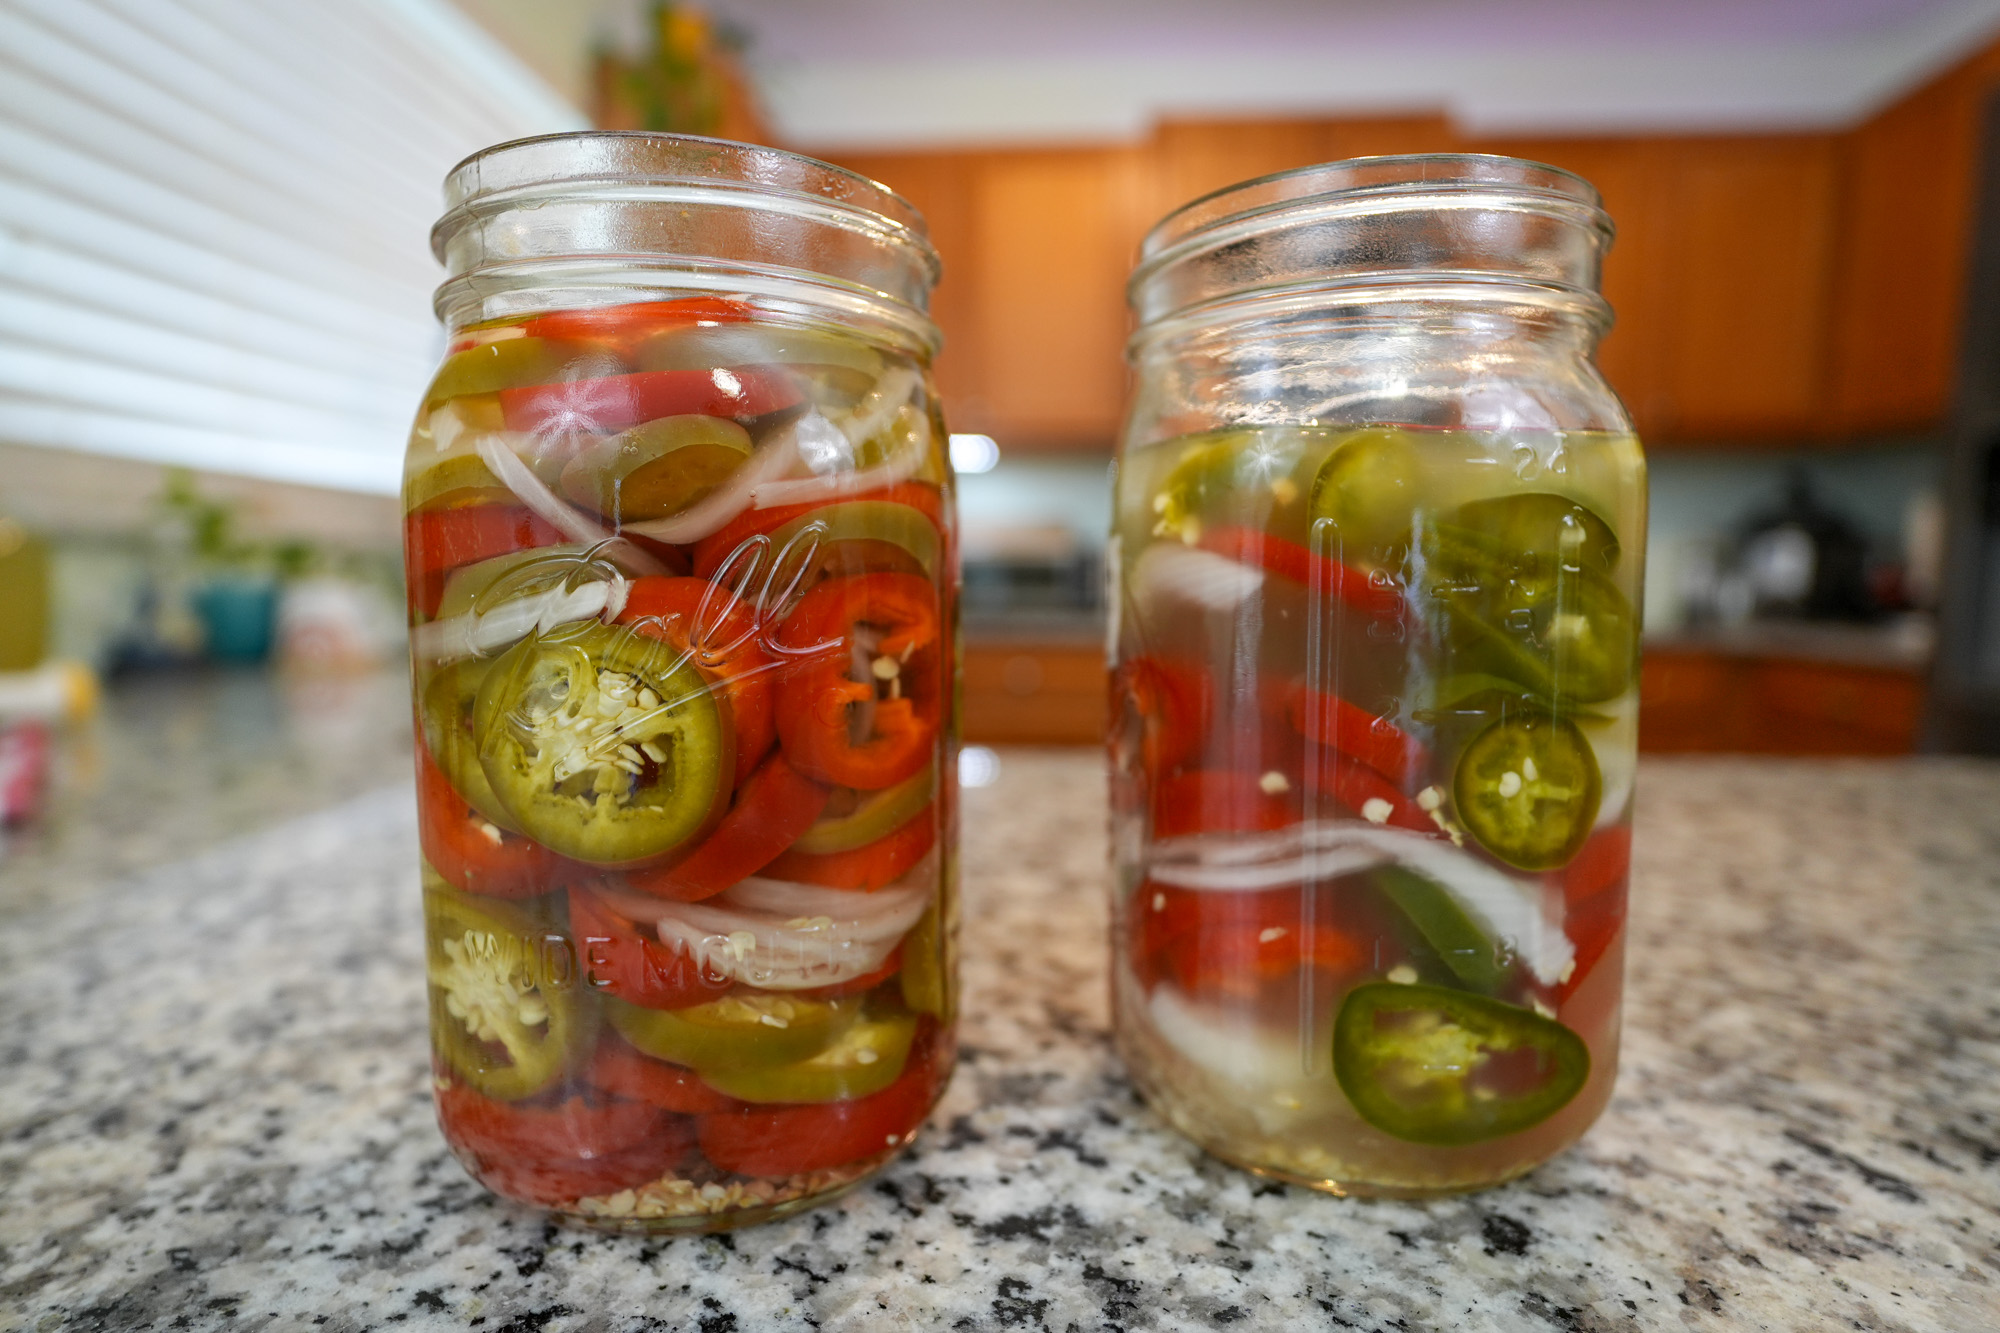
[408,132,958,1231]
[1109,155,1644,1196]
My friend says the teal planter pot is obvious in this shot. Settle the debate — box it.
[194,579,278,664]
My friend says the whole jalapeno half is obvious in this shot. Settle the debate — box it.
[1453,712,1601,871]
[773,572,940,791]
[474,620,731,866]
[1333,981,1590,1146]
[426,878,583,1100]
[698,1011,917,1104]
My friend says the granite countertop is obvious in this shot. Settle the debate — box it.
[5,707,2000,1328]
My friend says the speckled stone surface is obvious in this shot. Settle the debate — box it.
[5,752,2000,1332]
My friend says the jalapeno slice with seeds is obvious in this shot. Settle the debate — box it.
[474,621,729,865]
[1453,712,1601,871]
[426,878,583,1100]
[1333,982,1589,1145]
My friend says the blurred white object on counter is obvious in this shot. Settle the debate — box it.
[277,578,402,674]
[0,661,99,725]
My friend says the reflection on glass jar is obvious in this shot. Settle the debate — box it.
[1109,155,1645,1196]
[409,133,958,1231]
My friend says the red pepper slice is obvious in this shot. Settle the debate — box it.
[617,576,779,787]
[1197,524,1399,617]
[763,805,935,889]
[416,748,563,898]
[499,367,802,436]
[1113,655,1213,780]
[1317,751,1435,834]
[586,1036,741,1113]
[522,296,752,353]
[568,883,733,1011]
[403,505,565,620]
[620,751,831,902]
[436,1083,695,1206]
[772,573,940,791]
[1554,823,1630,1000]
[691,482,945,580]
[696,1035,938,1178]
[1285,682,1428,787]
[1150,769,1300,839]
[1136,884,1365,1000]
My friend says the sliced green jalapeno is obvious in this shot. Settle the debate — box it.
[425,878,582,1100]
[1451,492,1620,574]
[1333,982,1589,1145]
[607,992,860,1072]
[1423,525,1636,703]
[1372,866,1506,993]
[766,499,941,579]
[420,658,518,832]
[426,337,613,408]
[1453,713,1601,871]
[474,621,728,865]
[698,1012,916,1104]
[1309,425,1427,555]
[794,767,937,856]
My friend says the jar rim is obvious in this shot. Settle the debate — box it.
[1128,153,1614,331]
[1139,152,1605,266]
[435,131,934,268]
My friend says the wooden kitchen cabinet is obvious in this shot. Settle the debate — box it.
[833,36,2000,449]
[1639,648,1925,754]
[961,641,1107,744]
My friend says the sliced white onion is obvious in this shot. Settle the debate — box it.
[1581,690,1638,828]
[1132,542,1264,615]
[473,434,668,576]
[619,417,805,544]
[409,576,630,662]
[1143,819,1573,986]
[750,369,928,510]
[648,853,935,990]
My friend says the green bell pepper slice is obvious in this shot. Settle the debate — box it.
[425,878,583,1100]
[1454,712,1601,871]
[793,766,936,856]
[607,992,860,1072]
[698,1012,916,1104]
[1333,981,1589,1145]
[474,621,728,865]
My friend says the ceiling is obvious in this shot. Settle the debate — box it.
[456,0,2000,148]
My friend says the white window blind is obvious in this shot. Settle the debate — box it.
[0,0,585,493]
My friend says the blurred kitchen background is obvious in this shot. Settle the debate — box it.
[7,0,2000,872]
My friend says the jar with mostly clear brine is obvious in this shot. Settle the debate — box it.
[1109,156,1644,1195]
[409,133,957,1230]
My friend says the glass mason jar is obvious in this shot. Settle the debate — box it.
[408,133,958,1230]
[1109,155,1644,1196]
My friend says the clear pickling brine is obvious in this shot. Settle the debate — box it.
[1110,156,1645,1195]
[409,134,956,1230]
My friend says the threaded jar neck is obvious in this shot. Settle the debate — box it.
[429,132,940,352]
[1128,153,1613,353]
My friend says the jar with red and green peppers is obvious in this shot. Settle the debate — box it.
[409,133,957,1230]
[1110,156,1644,1195]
